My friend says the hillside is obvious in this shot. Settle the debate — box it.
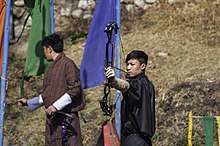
[4,0,220,145]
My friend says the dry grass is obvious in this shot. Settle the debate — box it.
[4,0,220,145]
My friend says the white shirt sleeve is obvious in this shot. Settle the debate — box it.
[53,93,72,111]
[39,94,43,104]
[27,95,44,111]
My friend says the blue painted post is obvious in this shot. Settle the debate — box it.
[50,0,55,33]
[115,0,121,140]
[0,0,11,145]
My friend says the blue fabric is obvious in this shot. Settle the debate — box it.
[80,0,116,89]
[27,96,43,111]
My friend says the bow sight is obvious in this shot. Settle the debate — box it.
[100,22,119,117]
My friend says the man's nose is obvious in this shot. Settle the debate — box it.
[127,65,131,70]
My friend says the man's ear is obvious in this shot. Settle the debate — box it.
[141,63,146,70]
[48,46,53,53]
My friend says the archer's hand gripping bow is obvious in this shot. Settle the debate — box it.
[100,22,119,116]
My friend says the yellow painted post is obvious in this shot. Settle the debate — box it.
[216,116,220,146]
[188,111,193,146]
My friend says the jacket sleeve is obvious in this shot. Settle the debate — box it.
[123,80,142,106]
[65,61,82,101]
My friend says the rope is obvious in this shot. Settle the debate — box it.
[191,116,219,118]
[120,35,126,64]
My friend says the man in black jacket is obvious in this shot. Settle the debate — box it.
[105,50,156,146]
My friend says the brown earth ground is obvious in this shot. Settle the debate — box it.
[4,0,220,145]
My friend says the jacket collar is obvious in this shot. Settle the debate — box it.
[128,72,147,80]
[51,52,65,68]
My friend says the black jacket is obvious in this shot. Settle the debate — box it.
[121,73,156,138]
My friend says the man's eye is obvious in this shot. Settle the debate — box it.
[127,63,135,66]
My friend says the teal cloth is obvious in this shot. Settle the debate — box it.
[203,116,214,146]
[24,0,51,78]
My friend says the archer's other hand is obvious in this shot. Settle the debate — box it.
[105,67,115,82]
[45,105,57,116]
[17,98,28,106]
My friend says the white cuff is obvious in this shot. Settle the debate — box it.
[39,94,43,104]
[53,93,72,111]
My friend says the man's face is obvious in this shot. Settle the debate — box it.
[126,59,146,77]
[43,46,53,61]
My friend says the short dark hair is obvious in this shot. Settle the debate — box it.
[126,50,148,65]
[42,33,63,53]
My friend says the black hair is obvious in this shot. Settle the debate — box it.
[126,50,148,65]
[42,33,63,53]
